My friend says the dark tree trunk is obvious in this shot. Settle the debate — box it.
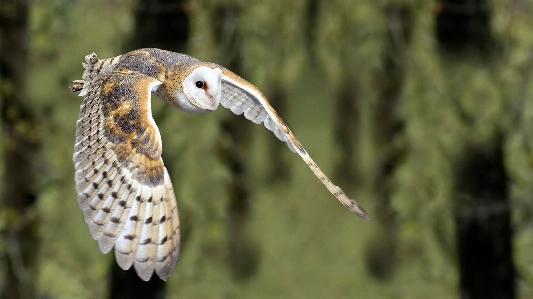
[436,0,493,57]
[0,2,40,299]
[109,0,189,296]
[127,0,189,52]
[305,0,318,64]
[109,262,165,299]
[214,4,259,281]
[266,84,290,184]
[434,3,514,296]
[365,4,412,281]
[454,139,515,299]
[333,84,359,184]
[218,116,258,280]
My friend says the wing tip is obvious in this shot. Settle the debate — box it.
[154,251,179,281]
[134,261,155,282]
[356,210,371,222]
[345,199,370,221]
[97,235,116,253]
[154,263,173,281]
[115,248,134,271]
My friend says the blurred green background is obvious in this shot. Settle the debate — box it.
[2,0,533,298]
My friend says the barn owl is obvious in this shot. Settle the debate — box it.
[71,48,369,281]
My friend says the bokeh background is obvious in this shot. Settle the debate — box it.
[2,0,533,298]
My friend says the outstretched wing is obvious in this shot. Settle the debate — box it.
[73,67,180,281]
[219,68,370,220]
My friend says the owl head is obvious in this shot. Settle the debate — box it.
[179,65,222,113]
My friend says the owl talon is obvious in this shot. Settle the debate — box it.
[71,80,85,92]
[85,52,98,64]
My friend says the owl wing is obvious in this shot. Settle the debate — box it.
[73,67,180,281]
[219,68,370,220]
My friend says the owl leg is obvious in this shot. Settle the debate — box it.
[71,80,85,92]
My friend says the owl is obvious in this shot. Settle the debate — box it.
[71,48,369,281]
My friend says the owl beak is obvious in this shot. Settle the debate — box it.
[205,92,219,109]
[206,92,214,103]
[199,82,217,108]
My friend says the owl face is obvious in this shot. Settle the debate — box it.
[181,66,222,113]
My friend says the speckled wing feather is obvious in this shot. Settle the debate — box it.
[219,68,370,220]
[73,55,180,281]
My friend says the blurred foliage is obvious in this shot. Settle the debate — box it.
[2,0,533,298]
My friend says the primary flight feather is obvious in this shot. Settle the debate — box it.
[71,48,368,281]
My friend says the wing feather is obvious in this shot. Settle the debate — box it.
[134,185,159,281]
[115,184,143,270]
[154,169,180,280]
[98,183,137,253]
[73,62,181,281]
[220,77,294,150]
[96,180,130,253]
[218,68,369,220]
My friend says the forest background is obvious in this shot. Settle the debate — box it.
[1,0,533,298]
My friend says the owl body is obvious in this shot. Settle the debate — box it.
[72,48,369,281]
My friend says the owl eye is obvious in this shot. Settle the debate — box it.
[195,81,204,88]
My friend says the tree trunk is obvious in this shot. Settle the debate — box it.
[127,0,189,52]
[213,4,259,281]
[109,262,165,299]
[365,4,412,281]
[0,2,40,299]
[454,139,515,299]
[333,83,359,184]
[266,84,290,184]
